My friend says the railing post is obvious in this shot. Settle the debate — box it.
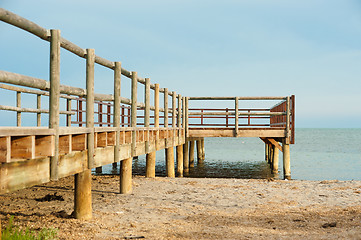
[176,94,183,177]
[78,98,83,127]
[164,88,168,127]
[16,91,21,126]
[154,84,160,150]
[96,100,103,173]
[183,97,189,173]
[286,96,290,144]
[164,88,175,177]
[37,94,42,126]
[49,29,60,181]
[172,91,177,146]
[86,49,95,169]
[226,108,229,127]
[113,62,121,166]
[185,97,189,136]
[145,78,151,152]
[98,102,103,126]
[145,78,156,178]
[107,103,111,127]
[177,94,182,142]
[66,97,71,127]
[235,97,239,136]
[248,110,251,126]
[131,71,138,156]
[121,106,125,127]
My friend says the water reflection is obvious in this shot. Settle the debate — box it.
[95,157,274,179]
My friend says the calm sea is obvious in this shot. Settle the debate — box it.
[95,128,361,181]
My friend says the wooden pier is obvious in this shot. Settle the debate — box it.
[0,8,295,220]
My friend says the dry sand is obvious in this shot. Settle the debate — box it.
[0,175,360,239]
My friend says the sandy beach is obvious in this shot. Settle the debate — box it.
[0,175,360,239]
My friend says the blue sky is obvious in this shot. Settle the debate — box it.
[1,0,361,127]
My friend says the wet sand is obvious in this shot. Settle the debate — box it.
[0,175,360,239]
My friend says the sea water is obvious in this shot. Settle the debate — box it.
[95,128,361,181]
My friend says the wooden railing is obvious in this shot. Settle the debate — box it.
[270,95,295,144]
[187,96,295,143]
[0,8,186,180]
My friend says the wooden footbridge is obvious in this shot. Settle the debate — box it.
[0,8,295,220]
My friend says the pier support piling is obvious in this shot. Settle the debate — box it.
[183,140,189,173]
[120,157,132,194]
[189,140,195,168]
[176,145,184,177]
[201,138,205,160]
[282,139,291,180]
[272,146,279,175]
[166,147,175,177]
[74,169,92,220]
[196,139,203,163]
[146,151,156,178]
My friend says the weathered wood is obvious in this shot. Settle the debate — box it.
[35,135,55,157]
[37,94,42,126]
[201,138,205,160]
[282,138,291,180]
[94,146,114,167]
[154,84,160,150]
[0,105,74,115]
[188,111,285,116]
[74,169,92,220]
[176,144,183,177]
[189,140,195,168]
[189,128,286,138]
[0,8,49,40]
[107,131,115,146]
[272,146,279,175]
[189,96,286,100]
[0,136,11,162]
[0,127,55,137]
[131,72,137,156]
[59,135,71,154]
[58,127,91,135]
[286,96,290,144]
[260,137,283,152]
[113,62,121,163]
[86,49,95,169]
[146,151,156,178]
[183,139,189,173]
[235,97,239,135]
[72,134,87,151]
[165,147,175,177]
[49,29,60,180]
[66,97,71,126]
[120,157,132,194]
[196,139,203,163]
[164,88,168,127]
[96,132,107,147]
[172,91,176,127]
[0,157,50,194]
[185,97,189,137]
[11,135,35,160]
[16,91,21,126]
[58,150,86,178]
[145,78,150,153]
